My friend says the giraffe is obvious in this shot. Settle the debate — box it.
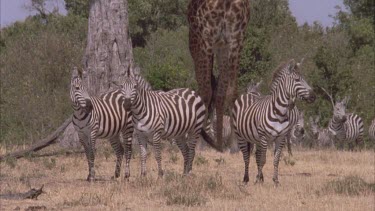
[188,0,250,150]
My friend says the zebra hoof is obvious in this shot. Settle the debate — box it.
[158,170,164,178]
[243,175,249,184]
[254,176,264,184]
[87,176,95,182]
[273,178,279,187]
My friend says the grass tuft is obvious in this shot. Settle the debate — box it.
[320,175,375,196]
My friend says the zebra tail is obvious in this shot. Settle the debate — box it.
[200,130,224,152]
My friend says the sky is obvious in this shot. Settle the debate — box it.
[0,0,346,28]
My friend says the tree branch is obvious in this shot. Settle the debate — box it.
[0,116,72,161]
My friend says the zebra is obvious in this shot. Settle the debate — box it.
[369,119,375,141]
[285,111,305,156]
[70,68,133,182]
[309,116,334,148]
[232,59,316,185]
[246,80,302,157]
[120,76,218,177]
[328,96,364,151]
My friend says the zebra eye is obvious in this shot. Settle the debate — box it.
[75,86,80,90]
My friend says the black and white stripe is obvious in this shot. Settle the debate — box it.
[328,97,364,150]
[121,76,215,176]
[232,59,316,185]
[369,119,375,141]
[70,68,133,182]
[309,116,334,148]
[285,111,305,156]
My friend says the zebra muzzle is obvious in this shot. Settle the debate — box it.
[124,99,132,110]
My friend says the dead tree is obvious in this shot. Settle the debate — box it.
[1,0,135,159]
[60,0,135,146]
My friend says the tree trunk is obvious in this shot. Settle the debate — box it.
[83,0,134,95]
[60,0,134,147]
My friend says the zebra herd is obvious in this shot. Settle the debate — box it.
[70,60,374,185]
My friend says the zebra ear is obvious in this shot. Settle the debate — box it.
[314,116,320,123]
[72,67,79,77]
[344,96,350,106]
[289,59,297,73]
[111,81,122,89]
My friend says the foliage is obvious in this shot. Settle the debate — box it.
[0,14,87,145]
[129,0,188,47]
[0,0,373,148]
[134,27,196,91]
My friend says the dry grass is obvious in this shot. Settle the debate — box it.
[0,143,374,210]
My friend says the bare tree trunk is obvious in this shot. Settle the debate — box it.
[83,0,134,95]
[60,0,134,147]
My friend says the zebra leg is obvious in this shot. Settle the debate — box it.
[78,132,93,181]
[186,135,198,174]
[136,132,148,177]
[273,138,286,186]
[255,143,267,184]
[153,133,164,177]
[176,138,189,174]
[287,138,293,157]
[87,131,98,182]
[109,135,124,179]
[122,129,133,179]
[238,139,252,184]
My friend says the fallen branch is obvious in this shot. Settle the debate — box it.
[0,116,72,161]
[0,185,44,200]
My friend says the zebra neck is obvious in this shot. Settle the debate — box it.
[329,116,346,136]
[73,105,91,119]
[131,89,148,118]
[271,88,293,120]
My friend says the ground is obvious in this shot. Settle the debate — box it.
[0,142,374,210]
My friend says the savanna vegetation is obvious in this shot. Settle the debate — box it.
[0,0,374,209]
[1,0,373,149]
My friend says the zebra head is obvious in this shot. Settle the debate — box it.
[284,59,316,104]
[121,76,138,110]
[332,96,349,123]
[70,67,91,110]
[246,80,262,95]
[309,116,320,137]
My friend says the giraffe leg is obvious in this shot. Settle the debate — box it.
[189,33,214,112]
[109,135,124,179]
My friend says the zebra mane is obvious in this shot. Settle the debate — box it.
[270,59,298,92]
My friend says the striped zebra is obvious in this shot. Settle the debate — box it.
[232,59,316,185]
[70,68,133,182]
[120,76,217,176]
[328,97,364,151]
[285,111,305,156]
[246,80,301,156]
[369,119,375,141]
[309,116,334,148]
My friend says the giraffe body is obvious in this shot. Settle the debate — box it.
[188,0,250,149]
